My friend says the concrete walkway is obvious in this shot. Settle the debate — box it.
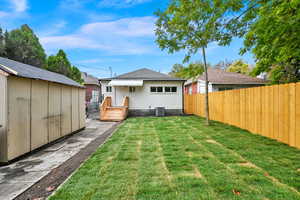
[0,119,116,200]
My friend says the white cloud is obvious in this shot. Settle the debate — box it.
[81,16,155,37]
[99,0,152,8]
[40,16,157,55]
[0,11,9,18]
[10,0,28,12]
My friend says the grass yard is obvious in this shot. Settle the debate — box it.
[50,116,300,200]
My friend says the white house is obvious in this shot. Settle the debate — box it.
[184,68,266,94]
[100,68,185,116]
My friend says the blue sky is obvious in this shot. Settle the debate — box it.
[0,0,254,78]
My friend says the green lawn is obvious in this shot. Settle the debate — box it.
[50,116,300,200]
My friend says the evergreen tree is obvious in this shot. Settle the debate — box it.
[70,65,84,84]
[46,49,72,77]
[46,49,83,84]
[5,24,46,68]
[0,27,5,57]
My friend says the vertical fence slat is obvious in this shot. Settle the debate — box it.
[184,82,299,149]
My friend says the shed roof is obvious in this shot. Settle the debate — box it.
[81,72,100,86]
[0,57,84,88]
[186,68,266,85]
[101,68,185,81]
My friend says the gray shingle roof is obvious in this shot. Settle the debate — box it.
[101,68,185,81]
[186,68,266,85]
[0,57,84,88]
[81,72,100,86]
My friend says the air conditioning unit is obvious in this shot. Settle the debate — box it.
[155,107,165,117]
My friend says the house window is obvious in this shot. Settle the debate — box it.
[165,86,177,93]
[150,86,163,93]
[106,86,112,92]
[129,87,136,93]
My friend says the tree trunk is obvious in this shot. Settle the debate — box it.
[202,47,210,126]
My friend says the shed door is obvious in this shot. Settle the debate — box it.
[0,74,7,162]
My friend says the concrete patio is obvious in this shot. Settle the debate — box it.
[0,118,117,200]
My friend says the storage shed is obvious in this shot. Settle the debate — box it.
[0,57,86,163]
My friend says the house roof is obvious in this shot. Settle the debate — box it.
[0,57,84,88]
[185,68,266,85]
[81,72,100,86]
[100,68,185,81]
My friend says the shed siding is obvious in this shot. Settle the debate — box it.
[31,80,49,150]
[61,85,72,136]
[7,76,31,160]
[1,76,85,162]
[0,74,7,162]
[48,83,61,141]
[79,89,86,128]
[71,88,79,131]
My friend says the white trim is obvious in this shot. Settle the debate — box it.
[108,80,143,86]
[0,64,18,75]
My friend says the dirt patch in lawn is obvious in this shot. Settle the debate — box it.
[14,122,120,200]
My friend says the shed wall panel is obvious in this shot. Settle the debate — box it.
[79,89,86,129]
[61,85,72,136]
[31,80,48,150]
[0,74,7,162]
[71,88,79,132]
[7,77,31,160]
[48,83,61,141]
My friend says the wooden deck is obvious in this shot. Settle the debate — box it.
[100,96,129,122]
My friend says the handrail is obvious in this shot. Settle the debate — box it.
[100,96,129,121]
[100,96,112,119]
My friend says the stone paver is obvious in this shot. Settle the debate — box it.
[0,119,116,200]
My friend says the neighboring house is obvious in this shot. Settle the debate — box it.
[100,68,185,116]
[0,57,85,163]
[184,68,266,94]
[81,72,101,111]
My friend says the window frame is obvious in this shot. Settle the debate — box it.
[106,86,112,93]
[150,86,163,93]
[165,86,177,93]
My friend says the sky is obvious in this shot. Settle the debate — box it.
[0,0,255,78]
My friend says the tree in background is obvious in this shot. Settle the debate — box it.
[226,59,250,75]
[214,60,233,71]
[70,65,84,84]
[46,49,83,84]
[0,28,6,57]
[46,49,72,77]
[170,62,205,79]
[4,24,47,68]
[243,1,300,83]
[155,0,252,125]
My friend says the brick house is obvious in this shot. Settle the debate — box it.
[81,72,101,111]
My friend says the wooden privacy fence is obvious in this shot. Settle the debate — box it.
[184,82,300,148]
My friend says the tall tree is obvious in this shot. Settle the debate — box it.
[226,59,250,75]
[242,1,300,83]
[5,24,47,68]
[70,65,84,84]
[155,0,241,125]
[46,49,83,84]
[46,49,72,77]
[0,27,5,57]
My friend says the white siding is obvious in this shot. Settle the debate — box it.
[197,80,214,93]
[101,80,183,110]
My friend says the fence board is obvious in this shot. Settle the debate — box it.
[184,82,300,149]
